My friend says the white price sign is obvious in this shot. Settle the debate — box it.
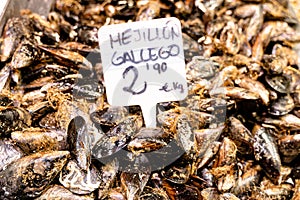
[98,17,187,127]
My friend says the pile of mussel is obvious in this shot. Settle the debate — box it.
[1,0,300,199]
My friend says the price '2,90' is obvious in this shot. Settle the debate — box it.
[122,62,169,95]
[122,66,147,95]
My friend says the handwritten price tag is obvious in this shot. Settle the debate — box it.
[98,17,187,127]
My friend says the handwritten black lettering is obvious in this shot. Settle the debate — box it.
[159,83,172,92]
[145,62,168,74]
[148,28,161,41]
[148,47,158,61]
[133,29,141,42]
[110,44,180,66]
[166,20,180,40]
[110,21,180,47]
[159,82,184,93]
[109,33,121,49]
[111,51,124,66]
[109,28,132,49]
[123,66,147,95]
[162,26,170,39]
[158,46,170,59]
[122,28,132,45]
[161,62,167,72]
[173,82,184,93]
[168,44,180,56]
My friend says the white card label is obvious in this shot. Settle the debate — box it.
[98,17,187,127]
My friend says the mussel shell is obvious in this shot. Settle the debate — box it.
[97,160,119,199]
[59,160,101,195]
[182,33,202,63]
[38,45,93,70]
[259,178,293,199]
[262,54,286,75]
[127,138,167,153]
[11,40,40,69]
[210,87,260,100]
[139,186,170,200]
[252,125,281,184]
[99,188,125,200]
[73,78,104,102]
[92,115,142,158]
[127,127,168,153]
[90,106,129,127]
[194,126,223,157]
[232,164,261,194]
[269,94,295,116]
[0,65,11,94]
[11,128,67,154]
[201,187,219,200]
[283,66,300,93]
[278,134,300,157]
[0,151,69,199]
[228,116,254,155]
[163,182,201,200]
[0,17,32,62]
[161,154,192,184]
[67,116,91,171]
[36,184,95,200]
[157,108,180,129]
[176,114,195,155]
[120,154,151,199]
[0,107,31,137]
[77,26,99,46]
[39,112,57,129]
[265,75,290,93]
[219,21,241,54]
[214,137,237,167]
[186,56,218,81]
[0,139,24,171]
